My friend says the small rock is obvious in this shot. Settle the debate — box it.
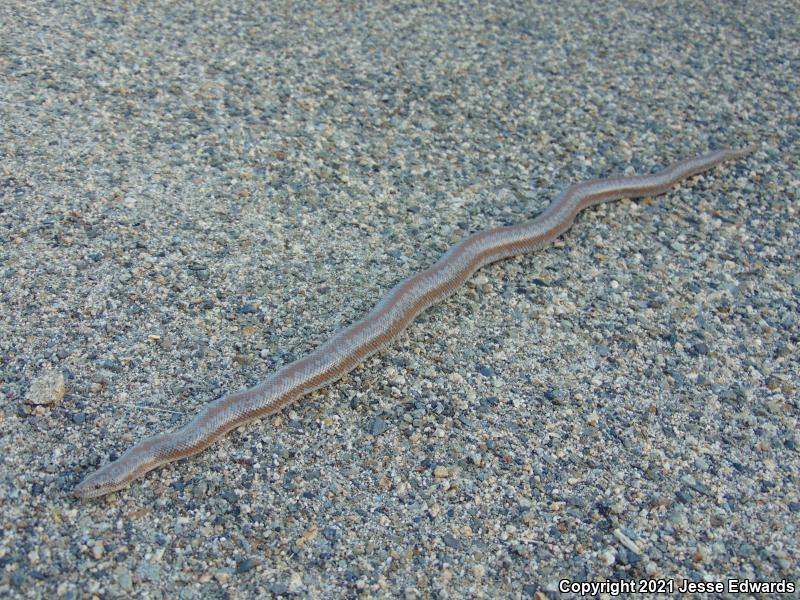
[192,480,209,498]
[236,558,259,573]
[369,416,388,436]
[238,302,258,314]
[418,117,436,130]
[114,566,133,591]
[613,528,641,555]
[214,570,232,584]
[26,369,65,407]
[91,543,104,560]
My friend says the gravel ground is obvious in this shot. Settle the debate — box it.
[1,1,798,598]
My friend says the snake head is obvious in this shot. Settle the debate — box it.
[72,433,173,499]
[73,458,133,500]
[74,472,119,500]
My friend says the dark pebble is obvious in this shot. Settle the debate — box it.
[220,490,238,504]
[481,396,499,407]
[625,549,641,564]
[236,558,259,573]
[369,416,388,436]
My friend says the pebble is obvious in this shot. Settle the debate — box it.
[369,416,389,436]
[236,558,259,574]
[91,543,104,560]
[214,570,232,584]
[26,369,65,407]
[114,567,133,592]
[613,528,641,555]
[478,365,495,377]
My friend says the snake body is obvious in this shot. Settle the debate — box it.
[74,147,753,499]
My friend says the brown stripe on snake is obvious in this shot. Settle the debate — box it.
[74,146,754,499]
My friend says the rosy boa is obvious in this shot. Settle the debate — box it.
[74,146,754,499]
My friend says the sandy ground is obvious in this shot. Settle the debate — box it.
[1,1,797,598]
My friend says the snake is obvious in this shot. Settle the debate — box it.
[73,146,754,499]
